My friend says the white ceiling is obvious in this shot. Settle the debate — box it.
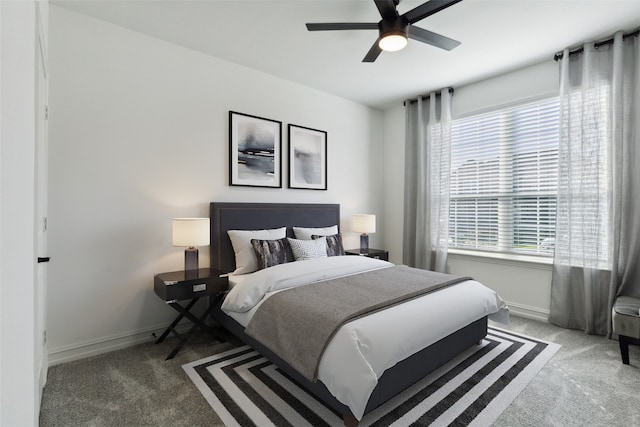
[53,0,640,110]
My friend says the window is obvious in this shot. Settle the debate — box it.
[449,97,559,256]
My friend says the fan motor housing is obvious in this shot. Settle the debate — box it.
[378,16,409,38]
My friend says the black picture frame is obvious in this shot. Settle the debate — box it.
[229,111,282,188]
[288,124,327,190]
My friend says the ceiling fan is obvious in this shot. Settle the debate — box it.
[306,0,463,63]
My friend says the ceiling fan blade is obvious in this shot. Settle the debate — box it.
[402,0,463,24]
[408,25,460,50]
[306,22,378,31]
[363,40,383,62]
[374,0,399,20]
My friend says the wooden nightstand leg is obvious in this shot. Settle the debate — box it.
[163,300,225,360]
[165,318,199,360]
[168,299,215,330]
[155,298,199,344]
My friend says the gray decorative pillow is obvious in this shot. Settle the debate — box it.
[287,237,328,260]
[250,238,294,270]
[312,233,345,257]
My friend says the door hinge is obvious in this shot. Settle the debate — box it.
[45,106,49,120]
[43,217,47,232]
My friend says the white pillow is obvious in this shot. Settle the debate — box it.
[288,237,328,260]
[227,227,286,275]
[292,225,338,240]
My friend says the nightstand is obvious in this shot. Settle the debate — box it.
[345,248,389,261]
[154,267,228,360]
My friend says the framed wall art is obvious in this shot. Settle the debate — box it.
[229,111,282,188]
[288,124,327,190]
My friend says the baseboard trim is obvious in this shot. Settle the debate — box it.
[48,303,550,365]
[506,301,550,323]
[47,321,192,366]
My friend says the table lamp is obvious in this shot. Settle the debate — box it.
[172,218,210,271]
[353,214,376,254]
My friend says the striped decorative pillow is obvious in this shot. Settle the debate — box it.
[312,233,345,257]
[288,237,328,261]
[250,238,294,270]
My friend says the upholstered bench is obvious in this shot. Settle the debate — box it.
[612,296,640,364]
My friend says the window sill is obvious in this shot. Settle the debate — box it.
[448,248,553,269]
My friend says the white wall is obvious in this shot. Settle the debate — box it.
[47,6,385,364]
[382,105,405,265]
[452,61,558,117]
[382,60,559,321]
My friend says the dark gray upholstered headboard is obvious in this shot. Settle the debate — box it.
[210,202,340,273]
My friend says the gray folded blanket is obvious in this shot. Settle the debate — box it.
[245,265,470,381]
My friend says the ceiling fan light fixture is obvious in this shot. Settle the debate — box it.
[306,0,462,62]
[379,33,408,51]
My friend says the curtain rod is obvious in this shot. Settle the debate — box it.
[554,29,639,61]
[403,87,454,106]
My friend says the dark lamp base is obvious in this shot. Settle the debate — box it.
[185,247,199,271]
[360,234,369,254]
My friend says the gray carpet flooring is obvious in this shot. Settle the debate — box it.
[39,316,640,426]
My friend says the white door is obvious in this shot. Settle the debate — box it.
[35,10,49,393]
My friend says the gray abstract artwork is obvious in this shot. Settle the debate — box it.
[237,121,275,180]
[293,131,322,185]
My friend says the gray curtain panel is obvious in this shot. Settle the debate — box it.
[403,89,452,272]
[550,31,640,336]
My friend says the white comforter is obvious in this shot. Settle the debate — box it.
[221,256,509,420]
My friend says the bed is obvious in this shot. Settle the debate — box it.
[208,202,508,426]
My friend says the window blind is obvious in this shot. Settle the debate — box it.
[449,97,559,256]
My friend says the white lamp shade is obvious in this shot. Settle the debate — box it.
[353,214,376,234]
[172,218,210,247]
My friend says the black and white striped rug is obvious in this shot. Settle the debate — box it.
[183,327,559,426]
